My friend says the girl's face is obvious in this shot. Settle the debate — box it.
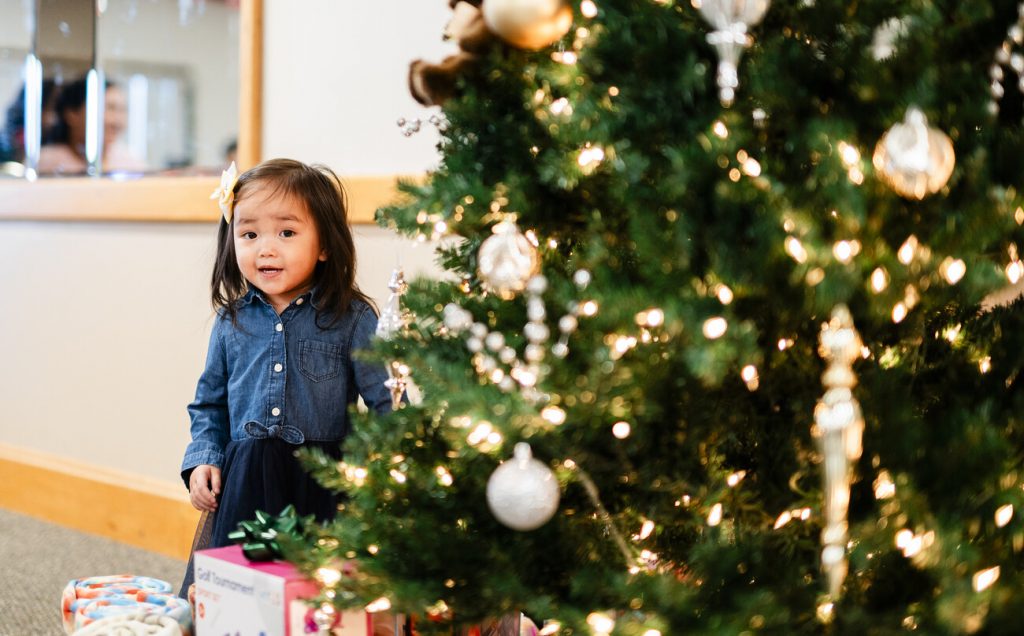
[232,184,326,314]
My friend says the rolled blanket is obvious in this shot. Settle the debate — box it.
[61,576,191,636]
[71,612,183,636]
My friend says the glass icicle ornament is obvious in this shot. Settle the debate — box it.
[486,442,560,530]
[376,267,410,410]
[697,0,771,106]
[477,218,541,300]
[376,267,408,340]
[814,305,865,600]
[872,107,955,200]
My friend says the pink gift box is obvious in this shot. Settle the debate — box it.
[194,545,401,636]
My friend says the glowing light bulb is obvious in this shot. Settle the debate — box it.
[979,356,992,373]
[742,157,762,177]
[973,566,1001,592]
[612,421,632,439]
[365,597,392,613]
[898,236,918,265]
[703,316,728,339]
[541,405,567,425]
[941,257,967,284]
[716,284,734,305]
[785,236,808,263]
[581,0,598,18]
[587,613,615,635]
[874,470,896,499]
[712,120,728,138]
[870,267,889,293]
[774,511,792,529]
[995,504,1014,528]
[892,302,908,323]
[838,141,861,166]
[707,503,723,526]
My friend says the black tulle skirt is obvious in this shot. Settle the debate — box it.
[179,437,343,597]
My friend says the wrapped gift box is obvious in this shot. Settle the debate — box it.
[194,545,401,635]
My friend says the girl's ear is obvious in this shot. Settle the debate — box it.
[319,249,328,262]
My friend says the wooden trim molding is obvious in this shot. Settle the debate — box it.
[0,443,199,561]
[0,174,413,224]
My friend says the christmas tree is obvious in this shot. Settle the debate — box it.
[291,1,1024,633]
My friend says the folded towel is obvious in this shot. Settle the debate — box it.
[61,575,191,636]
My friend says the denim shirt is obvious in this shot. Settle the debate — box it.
[181,288,391,476]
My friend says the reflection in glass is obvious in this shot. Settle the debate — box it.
[0,0,239,179]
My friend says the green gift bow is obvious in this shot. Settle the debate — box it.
[228,504,311,561]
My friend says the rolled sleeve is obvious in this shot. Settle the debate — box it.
[181,316,231,483]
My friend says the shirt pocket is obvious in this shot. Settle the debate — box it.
[298,338,344,383]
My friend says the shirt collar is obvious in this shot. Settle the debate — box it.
[238,286,319,309]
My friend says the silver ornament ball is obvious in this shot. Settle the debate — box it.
[486,442,560,531]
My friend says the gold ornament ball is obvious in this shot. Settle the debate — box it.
[482,0,573,50]
[872,107,955,200]
[477,220,541,300]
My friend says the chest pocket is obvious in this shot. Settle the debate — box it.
[299,338,344,382]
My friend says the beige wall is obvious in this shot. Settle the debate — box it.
[0,0,452,488]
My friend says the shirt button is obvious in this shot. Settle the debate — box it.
[275,323,283,332]
[272,407,281,416]
[274,363,283,372]
[296,298,304,305]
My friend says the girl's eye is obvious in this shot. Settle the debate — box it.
[241,231,257,240]
[281,230,296,238]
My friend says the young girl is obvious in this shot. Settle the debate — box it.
[179,158,392,595]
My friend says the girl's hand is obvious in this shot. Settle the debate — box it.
[189,464,221,512]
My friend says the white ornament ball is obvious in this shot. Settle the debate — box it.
[486,442,560,531]
[872,107,955,200]
[482,0,574,50]
[477,220,541,300]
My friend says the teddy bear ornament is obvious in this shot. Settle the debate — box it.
[409,0,573,107]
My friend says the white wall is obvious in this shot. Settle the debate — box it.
[0,0,452,487]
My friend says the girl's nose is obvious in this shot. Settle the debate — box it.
[257,238,276,257]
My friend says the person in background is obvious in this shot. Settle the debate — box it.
[0,79,59,165]
[37,77,145,175]
[178,158,392,596]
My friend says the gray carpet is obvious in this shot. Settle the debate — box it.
[0,508,187,636]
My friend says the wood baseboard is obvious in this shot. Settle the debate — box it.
[0,443,199,561]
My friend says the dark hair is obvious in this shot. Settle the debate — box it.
[211,158,373,327]
[47,77,116,145]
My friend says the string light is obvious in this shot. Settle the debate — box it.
[612,421,632,439]
[873,470,896,499]
[785,236,808,263]
[365,597,392,613]
[892,302,908,323]
[581,0,598,18]
[639,519,655,540]
[898,235,919,265]
[703,317,728,339]
[973,566,1001,592]
[715,284,734,304]
[741,364,759,391]
[940,257,967,284]
[870,267,889,293]
[541,405,567,425]
[727,470,747,487]
[636,308,665,327]
[712,120,729,138]
[435,466,454,486]
[832,240,860,264]
[707,503,723,526]
[995,504,1014,527]
[979,356,992,373]
[587,613,615,635]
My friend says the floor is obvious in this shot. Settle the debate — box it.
[0,507,187,635]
